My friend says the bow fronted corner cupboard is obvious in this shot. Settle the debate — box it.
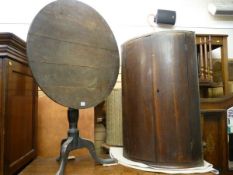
[0,33,38,175]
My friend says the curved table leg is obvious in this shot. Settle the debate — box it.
[57,138,68,162]
[56,137,73,175]
[78,137,117,164]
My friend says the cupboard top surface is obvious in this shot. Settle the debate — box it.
[0,33,27,64]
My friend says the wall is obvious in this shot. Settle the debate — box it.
[1,0,233,57]
[37,92,94,157]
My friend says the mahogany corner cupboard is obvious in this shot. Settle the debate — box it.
[0,33,37,175]
[122,31,204,168]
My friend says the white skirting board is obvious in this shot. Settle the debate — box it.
[107,147,219,174]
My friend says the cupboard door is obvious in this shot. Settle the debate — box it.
[203,114,221,168]
[0,59,4,175]
[202,112,228,172]
[5,60,37,175]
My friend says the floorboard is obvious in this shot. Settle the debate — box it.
[20,156,214,175]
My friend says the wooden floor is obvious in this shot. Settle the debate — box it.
[20,156,214,175]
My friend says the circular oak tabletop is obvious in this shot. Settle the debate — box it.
[27,0,119,109]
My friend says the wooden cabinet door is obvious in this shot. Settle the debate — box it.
[4,59,37,175]
[202,112,228,173]
[0,59,4,175]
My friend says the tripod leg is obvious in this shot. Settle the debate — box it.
[78,137,117,164]
[56,137,73,175]
[57,138,68,161]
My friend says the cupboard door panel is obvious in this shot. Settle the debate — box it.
[5,60,36,174]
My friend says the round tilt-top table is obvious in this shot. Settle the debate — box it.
[27,0,119,174]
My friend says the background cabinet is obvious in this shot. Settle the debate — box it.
[0,33,37,175]
[197,34,233,174]
[196,34,229,97]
